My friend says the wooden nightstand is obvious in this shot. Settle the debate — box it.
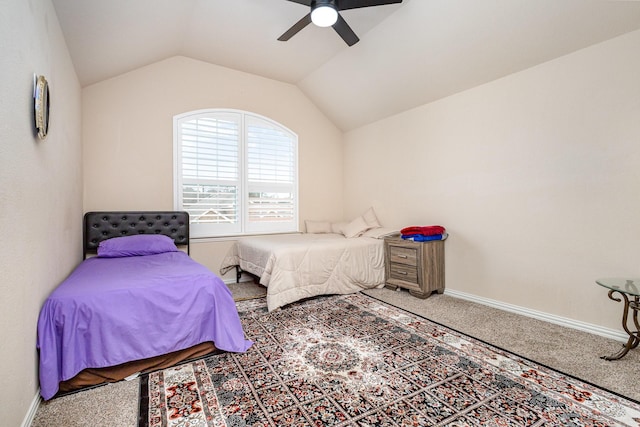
[384,236,445,298]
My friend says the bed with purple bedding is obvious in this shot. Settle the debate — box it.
[37,211,252,400]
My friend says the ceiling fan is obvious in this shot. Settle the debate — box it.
[278,0,403,46]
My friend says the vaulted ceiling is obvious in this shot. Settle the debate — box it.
[52,0,640,131]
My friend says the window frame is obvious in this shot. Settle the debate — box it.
[173,109,299,238]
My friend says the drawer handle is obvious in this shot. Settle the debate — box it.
[397,255,408,259]
[397,271,408,275]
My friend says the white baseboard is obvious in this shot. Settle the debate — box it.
[21,389,41,427]
[444,289,628,343]
[221,279,627,342]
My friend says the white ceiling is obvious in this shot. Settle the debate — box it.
[52,0,640,131]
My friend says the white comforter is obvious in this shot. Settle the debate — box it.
[220,233,386,311]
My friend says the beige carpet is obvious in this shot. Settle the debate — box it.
[31,283,639,426]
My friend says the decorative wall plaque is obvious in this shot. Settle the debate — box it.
[34,74,50,139]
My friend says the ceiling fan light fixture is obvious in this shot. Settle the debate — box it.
[280,0,402,46]
[311,3,338,27]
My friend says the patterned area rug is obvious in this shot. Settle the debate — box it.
[138,294,640,426]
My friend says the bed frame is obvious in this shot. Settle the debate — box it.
[56,211,218,397]
[83,211,190,259]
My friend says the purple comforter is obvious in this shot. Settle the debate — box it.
[37,251,252,400]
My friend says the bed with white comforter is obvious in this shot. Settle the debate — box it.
[220,229,396,311]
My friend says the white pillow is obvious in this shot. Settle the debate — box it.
[331,222,348,235]
[362,207,381,229]
[342,216,372,238]
[305,220,332,233]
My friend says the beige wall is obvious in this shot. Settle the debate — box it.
[0,0,82,424]
[82,56,343,276]
[344,29,640,331]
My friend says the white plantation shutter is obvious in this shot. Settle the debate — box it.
[174,110,298,237]
[177,112,241,236]
[245,115,296,233]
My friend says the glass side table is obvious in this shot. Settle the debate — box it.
[596,278,640,360]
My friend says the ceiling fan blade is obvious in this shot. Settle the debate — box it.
[283,0,312,5]
[338,0,402,11]
[278,13,313,41]
[332,14,359,46]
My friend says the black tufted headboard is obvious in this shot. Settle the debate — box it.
[83,211,190,259]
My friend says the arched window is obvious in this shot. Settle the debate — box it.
[174,109,298,238]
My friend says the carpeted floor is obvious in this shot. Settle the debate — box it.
[31,282,639,426]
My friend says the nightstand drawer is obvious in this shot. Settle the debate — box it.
[389,245,418,266]
[389,263,418,284]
